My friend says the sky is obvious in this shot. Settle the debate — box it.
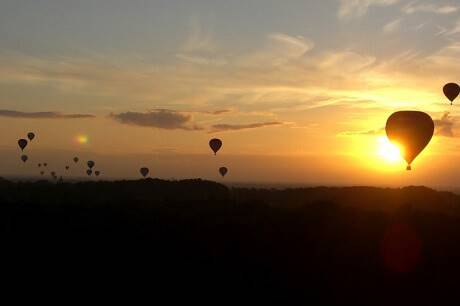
[1,0,460,188]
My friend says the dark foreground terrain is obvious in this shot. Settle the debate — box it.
[1,178,460,304]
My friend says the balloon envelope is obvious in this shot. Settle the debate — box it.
[27,132,35,141]
[87,160,95,169]
[44,163,47,167]
[209,138,222,155]
[95,171,100,176]
[386,111,434,170]
[219,167,228,177]
[20,155,28,163]
[443,83,460,104]
[140,167,149,178]
[87,169,92,176]
[65,166,69,170]
[73,157,79,163]
[18,139,27,151]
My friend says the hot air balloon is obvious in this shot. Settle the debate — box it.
[95,171,100,176]
[43,163,48,167]
[38,163,42,167]
[51,171,56,177]
[40,171,44,176]
[27,132,35,141]
[219,167,228,177]
[443,83,460,105]
[209,138,222,155]
[73,157,79,163]
[18,139,27,151]
[20,155,28,163]
[87,169,92,176]
[140,167,149,178]
[87,161,95,169]
[386,111,434,171]
[65,166,70,170]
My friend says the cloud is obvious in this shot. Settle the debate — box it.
[383,19,402,34]
[181,20,217,53]
[110,109,203,131]
[210,121,284,132]
[338,127,385,136]
[434,112,456,137]
[0,110,94,119]
[402,1,458,15]
[338,0,400,20]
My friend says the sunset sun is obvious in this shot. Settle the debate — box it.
[377,136,403,163]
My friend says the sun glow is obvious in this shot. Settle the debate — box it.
[76,135,89,145]
[377,136,403,163]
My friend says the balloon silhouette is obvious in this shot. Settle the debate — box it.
[95,171,100,176]
[209,138,222,155]
[44,163,48,167]
[51,171,56,177]
[20,155,28,163]
[140,167,149,178]
[40,171,44,176]
[386,111,434,170]
[87,169,92,176]
[87,161,95,169]
[38,163,42,167]
[27,132,35,141]
[443,83,460,105]
[65,166,69,170]
[18,139,28,151]
[73,157,79,163]
[219,167,228,177]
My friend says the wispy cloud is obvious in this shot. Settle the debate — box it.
[210,121,284,133]
[181,19,217,53]
[383,19,402,34]
[434,112,456,137]
[338,0,400,20]
[402,1,458,15]
[110,109,203,131]
[338,127,385,136]
[0,110,94,119]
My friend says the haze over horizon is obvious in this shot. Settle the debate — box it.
[1,0,460,187]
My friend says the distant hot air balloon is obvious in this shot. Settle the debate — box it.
[443,83,460,105]
[20,155,28,163]
[73,157,79,163]
[87,169,92,176]
[95,171,100,177]
[140,167,149,178]
[38,163,42,167]
[27,132,35,141]
[87,161,95,169]
[51,171,56,177]
[18,139,28,151]
[44,163,48,167]
[209,138,222,155]
[65,166,70,170]
[219,167,228,177]
[386,111,434,171]
[40,171,44,176]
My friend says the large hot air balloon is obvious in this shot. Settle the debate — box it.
[73,157,79,163]
[87,161,95,169]
[386,111,434,171]
[86,169,92,176]
[20,155,28,163]
[140,167,149,178]
[18,139,28,151]
[219,167,228,177]
[209,138,222,155]
[27,132,35,141]
[443,83,460,105]
[95,171,100,177]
